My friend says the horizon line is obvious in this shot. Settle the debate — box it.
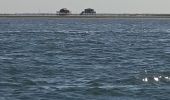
[0,12,170,15]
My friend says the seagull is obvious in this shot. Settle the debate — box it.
[165,77,168,79]
[154,77,159,82]
[143,77,148,82]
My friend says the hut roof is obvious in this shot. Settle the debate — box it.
[60,8,70,12]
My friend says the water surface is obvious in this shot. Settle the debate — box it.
[0,18,170,100]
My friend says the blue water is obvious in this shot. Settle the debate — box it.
[0,18,170,100]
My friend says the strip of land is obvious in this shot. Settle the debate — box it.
[1,14,170,18]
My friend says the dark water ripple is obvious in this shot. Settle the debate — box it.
[0,19,170,100]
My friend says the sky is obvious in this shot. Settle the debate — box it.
[0,0,170,14]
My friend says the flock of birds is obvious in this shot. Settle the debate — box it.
[142,70,170,82]
[142,76,170,82]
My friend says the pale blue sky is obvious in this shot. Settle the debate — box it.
[0,0,170,14]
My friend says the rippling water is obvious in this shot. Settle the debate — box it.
[0,18,170,100]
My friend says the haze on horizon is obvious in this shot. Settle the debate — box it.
[0,0,170,14]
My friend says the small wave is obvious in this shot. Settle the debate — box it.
[158,38,170,42]
[57,30,104,34]
[26,30,54,33]
[163,47,170,54]
[140,28,170,34]
[0,30,105,34]
[0,30,54,33]
[0,56,13,60]
[164,29,170,33]
[57,30,88,34]
[0,82,21,87]
[0,30,21,33]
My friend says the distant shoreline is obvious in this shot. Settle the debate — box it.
[1,14,170,18]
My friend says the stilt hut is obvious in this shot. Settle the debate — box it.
[57,8,71,15]
[80,8,96,15]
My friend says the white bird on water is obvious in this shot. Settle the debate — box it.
[165,76,170,80]
[153,77,159,82]
[142,77,148,82]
